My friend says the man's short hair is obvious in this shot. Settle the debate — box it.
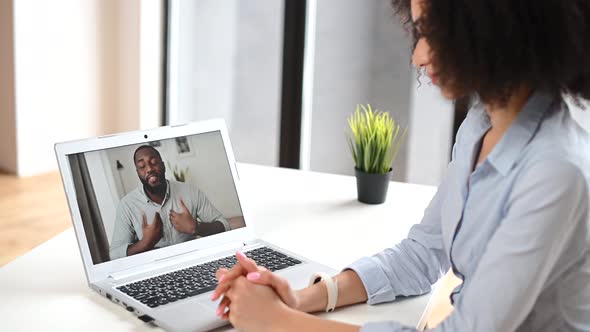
[133,145,163,164]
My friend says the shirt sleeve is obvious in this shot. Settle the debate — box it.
[109,202,138,260]
[344,110,463,305]
[191,186,230,231]
[358,160,590,332]
[345,168,452,305]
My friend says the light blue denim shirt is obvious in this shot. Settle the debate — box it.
[347,92,590,332]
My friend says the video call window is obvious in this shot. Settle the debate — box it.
[68,131,246,265]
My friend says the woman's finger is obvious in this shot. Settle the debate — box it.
[221,308,230,321]
[216,295,231,320]
[211,251,263,300]
[215,267,228,281]
[247,269,297,306]
[236,251,260,272]
[211,264,245,300]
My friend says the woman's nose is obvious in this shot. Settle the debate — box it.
[412,38,430,69]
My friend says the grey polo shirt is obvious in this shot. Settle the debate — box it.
[347,92,590,331]
[109,180,229,260]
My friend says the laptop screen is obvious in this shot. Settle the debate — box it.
[67,130,246,265]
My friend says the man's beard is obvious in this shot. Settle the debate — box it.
[141,176,167,196]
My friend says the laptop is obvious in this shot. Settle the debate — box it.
[55,119,337,331]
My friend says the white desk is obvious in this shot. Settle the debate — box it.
[0,164,437,331]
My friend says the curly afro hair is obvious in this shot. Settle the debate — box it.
[391,0,590,105]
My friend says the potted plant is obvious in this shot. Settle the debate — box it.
[347,104,407,204]
[167,162,190,182]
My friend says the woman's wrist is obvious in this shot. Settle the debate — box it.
[266,303,298,332]
[294,270,367,313]
[295,282,328,313]
[267,304,361,332]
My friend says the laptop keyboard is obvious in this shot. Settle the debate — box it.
[116,246,302,308]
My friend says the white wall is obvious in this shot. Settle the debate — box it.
[170,0,239,126]
[13,0,103,176]
[168,0,284,166]
[230,0,283,166]
[3,0,162,176]
[167,0,453,184]
[115,0,140,134]
[86,131,242,241]
[309,0,414,181]
[84,150,121,242]
[406,74,454,186]
[140,1,165,130]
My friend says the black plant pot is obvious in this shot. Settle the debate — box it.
[355,168,392,204]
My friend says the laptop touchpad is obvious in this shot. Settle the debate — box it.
[199,296,221,310]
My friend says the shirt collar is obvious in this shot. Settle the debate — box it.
[140,179,170,205]
[486,91,556,176]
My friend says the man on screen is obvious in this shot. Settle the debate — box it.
[109,145,229,260]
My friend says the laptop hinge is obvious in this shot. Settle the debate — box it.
[108,240,250,281]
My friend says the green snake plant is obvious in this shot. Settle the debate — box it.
[347,104,408,174]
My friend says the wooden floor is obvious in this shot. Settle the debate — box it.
[0,172,71,267]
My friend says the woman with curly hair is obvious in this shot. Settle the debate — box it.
[211,0,590,331]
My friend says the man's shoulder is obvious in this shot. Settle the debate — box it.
[168,179,196,195]
[168,180,204,201]
[169,179,199,190]
[118,187,143,207]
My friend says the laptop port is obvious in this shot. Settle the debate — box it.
[106,293,112,300]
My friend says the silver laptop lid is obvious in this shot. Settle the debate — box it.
[55,119,255,284]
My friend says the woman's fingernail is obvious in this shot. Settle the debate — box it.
[236,251,247,259]
[216,307,223,316]
[210,292,216,300]
[218,275,225,283]
[247,272,261,281]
